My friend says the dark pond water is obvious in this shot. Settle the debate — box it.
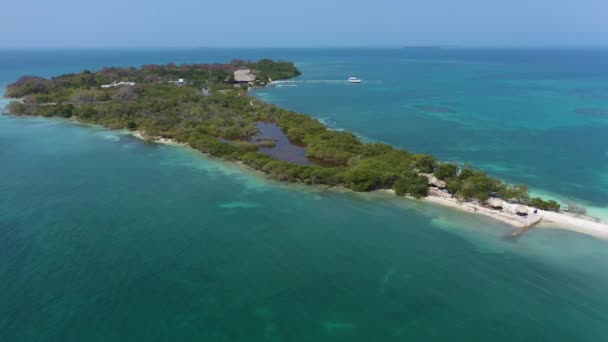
[252,122,313,165]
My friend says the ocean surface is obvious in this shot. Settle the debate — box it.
[1,48,608,341]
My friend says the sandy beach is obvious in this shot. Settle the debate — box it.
[423,189,541,228]
[421,189,608,239]
[539,210,608,239]
[132,130,189,147]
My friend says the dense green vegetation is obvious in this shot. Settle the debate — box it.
[5,60,560,211]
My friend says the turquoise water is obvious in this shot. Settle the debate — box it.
[2,49,608,341]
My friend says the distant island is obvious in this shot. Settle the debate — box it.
[403,46,442,49]
[5,59,608,238]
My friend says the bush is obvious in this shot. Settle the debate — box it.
[342,168,382,191]
[241,152,274,169]
[111,86,140,101]
[73,90,105,103]
[309,167,345,186]
[435,163,458,180]
[457,171,505,202]
[306,131,363,165]
[74,106,98,119]
[5,102,31,115]
[413,154,437,173]
[527,197,561,211]
[6,76,54,97]
[446,179,463,194]
[393,171,429,198]
[501,184,529,202]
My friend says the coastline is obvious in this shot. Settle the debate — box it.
[2,109,607,240]
[130,128,608,240]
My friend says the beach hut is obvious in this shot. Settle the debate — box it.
[427,175,447,189]
[233,69,257,83]
[488,197,503,209]
[516,205,529,216]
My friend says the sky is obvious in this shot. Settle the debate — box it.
[1,0,606,48]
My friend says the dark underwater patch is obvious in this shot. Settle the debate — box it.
[574,108,608,116]
[416,105,456,114]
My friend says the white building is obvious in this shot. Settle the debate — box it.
[168,78,186,86]
[101,81,136,89]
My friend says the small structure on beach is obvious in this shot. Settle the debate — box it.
[488,197,503,209]
[426,174,446,189]
[233,69,257,84]
[516,205,529,216]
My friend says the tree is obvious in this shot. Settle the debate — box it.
[393,171,429,198]
[73,90,102,104]
[458,172,504,202]
[111,86,140,101]
[342,168,382,191]
[413,154,437,173]
[74,106,98,119]
[527,197,561,211]
[501,184,529,202]
[6,76,54,97]
[435,163,458,180]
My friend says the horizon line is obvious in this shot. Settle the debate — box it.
[1,44,608,50]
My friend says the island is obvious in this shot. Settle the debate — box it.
[4,59,607,239]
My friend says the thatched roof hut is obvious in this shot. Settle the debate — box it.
[487,197,503,209]
[234,69,257,83]
[516,205,529,216]
[427,175,446,189]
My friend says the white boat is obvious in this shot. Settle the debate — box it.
[348,77,362,83]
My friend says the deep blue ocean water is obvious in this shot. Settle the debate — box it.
[1,48,608,341]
